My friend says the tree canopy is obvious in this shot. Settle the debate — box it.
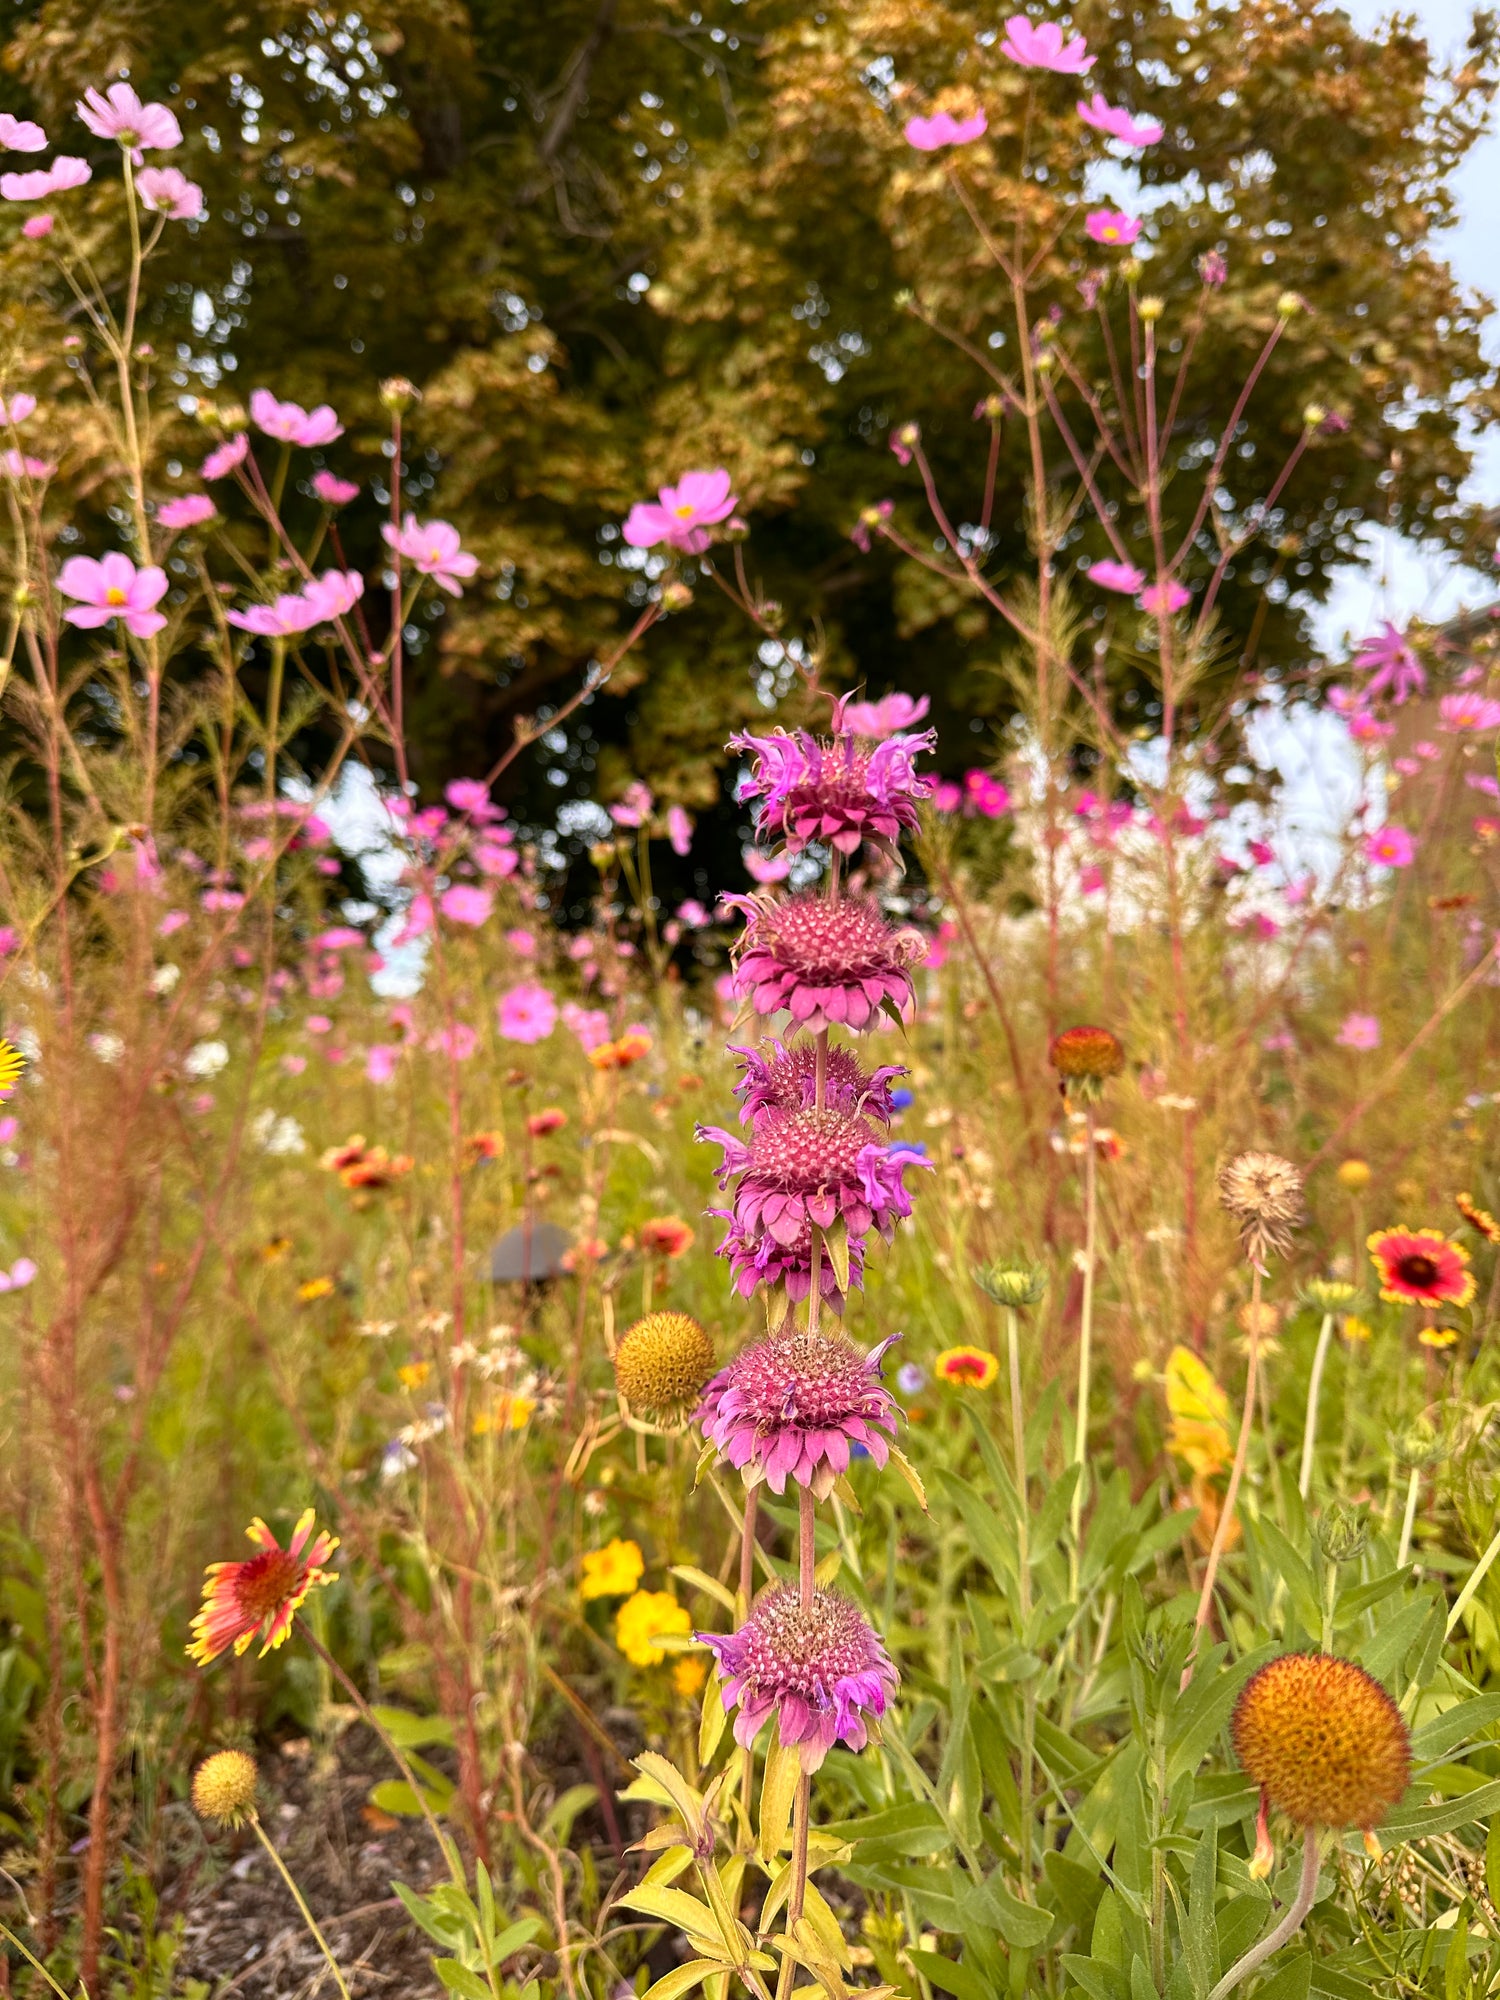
[3,0,1497,833]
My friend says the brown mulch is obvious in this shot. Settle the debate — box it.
[170,1730,444,2000]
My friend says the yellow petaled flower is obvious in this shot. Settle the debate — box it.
[0,1038,26,1098]
[396,1361,431,1391]
[297,1276,336,1303]
[580,1537,645,1601]
[191,1749,258,1828]
[1163,1345,1233,1477]
[473,1393,535,1434]
[1418,1324,1458,1350]
[1340,1316,1373,1345]
[1337,1158,1372,1192]
[614,1589,690,1666]
[673,1655,708,1699]
[188,1510,339,1665]
[1231,1652,1411,1832]
[1455,1192,1500,1245]
[613,1311,715,1420]
[935,1346,1000,1389]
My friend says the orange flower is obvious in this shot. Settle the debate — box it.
[341,1147,413,1190]
[297,1276,336,1303]
[589,1030,653,1072]
[560,1236,609,1272]
[935,1346,999,1388]
[188,1510,338,1665]
[527,1109,567,1137]
[1367,1226,1475,1309]
[319,1134,369,1173]
[640,1215,693,1260]
[464,1130,503,1164]
[1455,1192,1500,1245]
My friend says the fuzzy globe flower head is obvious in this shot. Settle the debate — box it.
[1232,1653,1410,1835]
[729,892,926,1033]
[698,1328,901,1496]
[1048,1024,1124,1103]
[699,1585,898,1773]
[614,1310,716,1422]
[730,1038,904,1124]
[192,1749,258,1829]
[1217,1150,1304,1271]
[729,711,935,858]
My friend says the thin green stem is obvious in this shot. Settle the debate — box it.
[1205,1827,1320,2000]
[1396,1465,1421,1572]
[1298,1314,1335,1501]
[1007,1306,1036,1901]
[0,1920,75,2000]
[1184,1264,1262,1689]
[249,1813,353,2000]
[1069,1107,1098,1574]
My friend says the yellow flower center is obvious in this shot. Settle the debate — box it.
[105,587,128,605]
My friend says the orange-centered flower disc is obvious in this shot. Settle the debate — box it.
[1231,1652,1410,1832]
[1367,1227,1475,1309]
[188,1509,339,1665]
[1048,1024,1125,1083]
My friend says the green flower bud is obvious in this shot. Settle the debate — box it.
[974,1259,1049,1309]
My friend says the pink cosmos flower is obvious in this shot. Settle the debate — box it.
[1000,15,1094,70]
[474,839,519,878]
[744,848,792,884]
[202,434,248,481]
[1140,579,1191,615]
[302,569,364,621]
[610,781,654,829]
[312,470,358,505]
[1440,691,1500,734]
[0,394,35,424]
[622,468,737,554]
[0,116,46,152]
[678,897,710,926]
[0,450,51,480]
[1,156,90,200]
[57,552,169,638]
[21,214,51,238]
[439,884,492,926]
[562,1001,611,1051]
[1352,621,1424,704]
[1365,824,1415,868]
[158,909,189,936]
[381,515,478,595]
[157,493,216,530]
[497,981,557,1043]
[699,1585,898,1774]
[1247,840,1275,867]
[1079,864,1106,894]
[365,1044,399,1084]
[1467,772,1500,798]
[851,499,893,551]
[226,592,319,637]
[667,803,693,855]
[1085,209,1142,247]
[963,770,1011,818]
[932,781,962,813]
[839,692,930,738]
[77,83,182,151]
[505,926,536,957]
[0,1257,37,1292]
[0,925,16,954]
[1335,1013,1381,1051]
[446,778,497,817]
[137,167,203,219]
[249,388,343,448]
[903,109,987,150]
[1076,94,1162,146]
[312,927,364,950]
[431,1022,478,1062]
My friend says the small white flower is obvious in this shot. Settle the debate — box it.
[381,1440,418,1479]
[10,1027,41,1063]
[1156,1093,1198,1112]
[357,1318,398,1340]
[257,1114,305,1156]
[149,963,181,994]
[184,1038,229,1077]
[89,1032,125,1065]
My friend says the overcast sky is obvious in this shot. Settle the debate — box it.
[1315,0,1500,646]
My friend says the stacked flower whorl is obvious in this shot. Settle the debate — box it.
[695,696,936,1777]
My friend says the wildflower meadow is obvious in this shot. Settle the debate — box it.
[5,10,1500,2000]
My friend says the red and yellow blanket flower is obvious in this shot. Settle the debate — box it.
[188,1509,338,1665]
[1367,1226,1475,1309]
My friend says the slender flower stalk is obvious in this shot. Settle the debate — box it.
[1071,1104,1099,1562]
[249,1814,354,2000]
[1205,1828,1321,2000]
[1185,1266,1261,1685]
[1297,1313,1335,1501]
